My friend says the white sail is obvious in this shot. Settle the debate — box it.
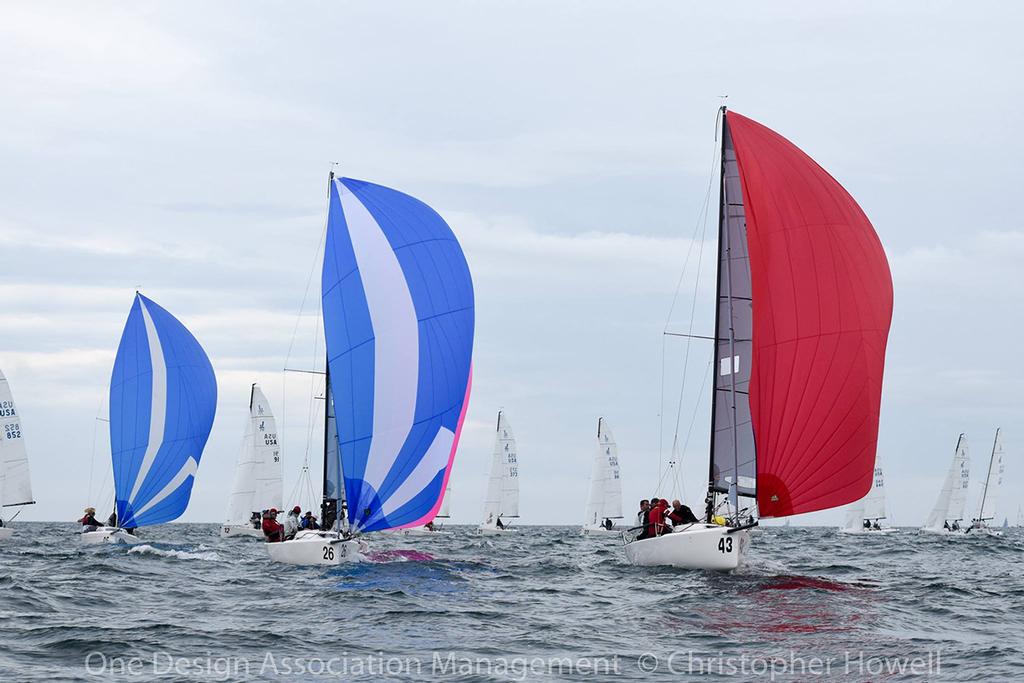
[583,418,623,526]
[0,369,33,509]
[224,384,282,526]
[925,434,969,529]
[437,480,452,519]
[843,463,886,529]
[482,411,519,522]
[977,428,1004,523]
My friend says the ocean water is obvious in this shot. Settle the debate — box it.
[1,523,1022,682]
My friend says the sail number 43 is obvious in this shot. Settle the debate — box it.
[717,537,733,553]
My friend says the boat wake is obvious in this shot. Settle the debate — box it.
[128,544,220,562]
[365,549,435,563]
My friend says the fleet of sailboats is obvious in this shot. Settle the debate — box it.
[581,418,622,535]
[221,384,282,538]
[0,110,1013,566]
[80,293,218,545]
[0,369,34,540]
[479,411,519,533]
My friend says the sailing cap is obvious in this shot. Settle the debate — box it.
[269,508,278,514]
[293,506,301,513]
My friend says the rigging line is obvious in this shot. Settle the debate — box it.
[666,143,716,484]
[657,127,721,488]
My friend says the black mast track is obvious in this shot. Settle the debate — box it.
[322,171,334,529]
[705,107,728,523]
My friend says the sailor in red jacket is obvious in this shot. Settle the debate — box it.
[262,508,285,543]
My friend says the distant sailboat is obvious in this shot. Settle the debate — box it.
[267,176,474,564]
[920,434,970,536]
[968,428,1004,536]
[581,418,622,535]
[81,293,217,544]
[399,477,452,535]
[840,462,897,535]
[221,384,282,538]
[479,411,519,533]
[0,369,35,540]
[625,109,893,570]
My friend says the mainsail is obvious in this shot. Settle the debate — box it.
[0,369,33,509]
[110,294,217,528]
[844,463,887,528]
[976,428,1004,523]
[925,434,969,529]
[483,411,519,521]
[225,384,282,526]
[584,418,622,526]
[321,177,474,533]
[707,110,894,520]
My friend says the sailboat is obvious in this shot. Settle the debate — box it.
[479,411,519,534]
[396,478,452,535]
[920,434,970,536]
[80,293,217,545]
[582,418,623,535]
[0,369,34,540]
[839,463,897,535]
[624,109,894,570]
[266,175,474,565]
[968,428,1004,536]
[221,384,282,538]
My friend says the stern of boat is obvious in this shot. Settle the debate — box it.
[623,523,750,571]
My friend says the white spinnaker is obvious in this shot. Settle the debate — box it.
[0,369,33,508]
[584,418,622,526]
[926,434,969,528]
[978,428,1004,522]
[225,385,283,525]
[482,411,519,521]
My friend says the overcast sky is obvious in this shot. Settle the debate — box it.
[2,2,1021,526]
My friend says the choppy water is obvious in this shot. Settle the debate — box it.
[1,523,1022,681]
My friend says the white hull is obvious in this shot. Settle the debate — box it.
[80,527,143,545]
[839,526,899,535]
[919,526,969,537]
[265,529,368,565]
[397,526,444,536]
[581,525,618,535]
[624,524,750,571]
[478,523,514,535]
[0,526,13,541]
[220,524,264,539]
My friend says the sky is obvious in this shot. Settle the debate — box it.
[1,2,1022,526]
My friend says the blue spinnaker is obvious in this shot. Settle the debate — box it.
[110,294,217,528]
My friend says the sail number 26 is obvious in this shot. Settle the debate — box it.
[717,537,733,553]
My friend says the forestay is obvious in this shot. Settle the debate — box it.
[483,411,519,520]
[584,418,622,525]
[225,384,282,526]
[0,369,33,508]
[110,294,217,528]
[321,178,474,533]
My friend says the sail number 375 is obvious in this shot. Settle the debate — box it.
[717,537,733,553]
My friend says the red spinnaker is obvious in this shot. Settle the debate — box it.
[727,112,893,518]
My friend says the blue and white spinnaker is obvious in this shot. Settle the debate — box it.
[110,294,217,528]
[321,177,474,533]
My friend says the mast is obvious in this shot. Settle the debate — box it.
[321,171,334,529]
[977,427,1001,522]
[705,107,728,523]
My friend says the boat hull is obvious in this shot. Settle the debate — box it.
[80,527,143,545]
[220,524,264,539]
[478,524,514,535]
[624,524,750,571]
[0,526,13,541]
[919,527,969,537]
[581,525,618,535]
[839,527,899,535]
[265,530,367,565]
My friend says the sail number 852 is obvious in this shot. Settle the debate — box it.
[717,537,733,553]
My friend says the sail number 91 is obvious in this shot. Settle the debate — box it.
[717,537,733,553]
